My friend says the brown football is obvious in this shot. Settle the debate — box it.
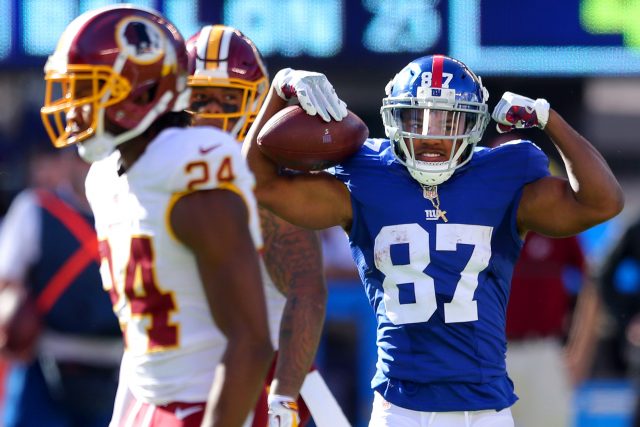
[257,105,369,171]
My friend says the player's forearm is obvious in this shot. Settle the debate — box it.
[261,212,326,294]
[203,340,273,427]
[261,219,328,396]
[545,109,624,219]
[243,86,288,193]
[272,289,326,397]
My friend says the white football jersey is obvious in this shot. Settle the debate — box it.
[86,126,270,405]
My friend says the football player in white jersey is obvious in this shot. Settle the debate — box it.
[185,25,348,427]
[40,5,273,427]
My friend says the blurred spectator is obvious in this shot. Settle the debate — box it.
[506,232,600,427]
[1,141,64,222]
[25,144,69,190]
[599,216,640,427]
[0,147,122,427]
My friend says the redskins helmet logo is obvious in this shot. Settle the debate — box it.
[115,16,165,64]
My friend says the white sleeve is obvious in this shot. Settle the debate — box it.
[0,191,41,281]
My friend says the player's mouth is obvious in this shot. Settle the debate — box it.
[65,121,94,142]
[416,151,448,163]
[65,122,82,138]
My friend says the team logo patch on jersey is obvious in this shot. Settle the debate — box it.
[199,144,221,154]
[425,209,440,220]
[423,185,448,222]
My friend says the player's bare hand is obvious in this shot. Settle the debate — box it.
[491,91,550,133]
[272,68,348,122]
[268,394,300,427]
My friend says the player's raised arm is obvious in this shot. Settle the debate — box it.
[243,69,353,231]
[492,92,624,236]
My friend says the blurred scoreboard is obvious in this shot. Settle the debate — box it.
[4,0,640,76]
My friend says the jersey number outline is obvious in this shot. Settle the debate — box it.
[374,223,493,325]
[99,236,178,352]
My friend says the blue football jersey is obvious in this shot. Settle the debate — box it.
[330,138,550,411]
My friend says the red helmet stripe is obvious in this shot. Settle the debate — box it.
[431,55,444,88]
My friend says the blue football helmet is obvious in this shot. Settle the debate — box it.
[381,55,490,186]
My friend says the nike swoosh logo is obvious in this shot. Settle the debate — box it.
[175,405,204,420]
[199,144,222,154]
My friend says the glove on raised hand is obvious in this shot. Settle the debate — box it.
[272,68,348,122]
[491,91,550,133]
[268,394,300,427]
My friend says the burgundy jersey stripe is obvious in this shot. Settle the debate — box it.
[431,55,444,88]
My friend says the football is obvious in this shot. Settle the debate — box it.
[257,105,369,171]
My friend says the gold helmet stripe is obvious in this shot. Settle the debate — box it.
[205,25,223,71]
[208,25,232,76]
[195,25,235,78]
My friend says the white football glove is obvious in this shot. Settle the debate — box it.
[268,394,300,427]
[491,91,550,133]
[272,68,348,122]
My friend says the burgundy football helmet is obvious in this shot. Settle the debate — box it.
[40,5,190,162]
[186,25,268,141]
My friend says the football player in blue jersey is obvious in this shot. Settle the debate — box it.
[243,55,624,426]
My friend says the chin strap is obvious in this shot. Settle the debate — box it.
[77,134,117,163]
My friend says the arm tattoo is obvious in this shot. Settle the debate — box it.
[259,207,327,396]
